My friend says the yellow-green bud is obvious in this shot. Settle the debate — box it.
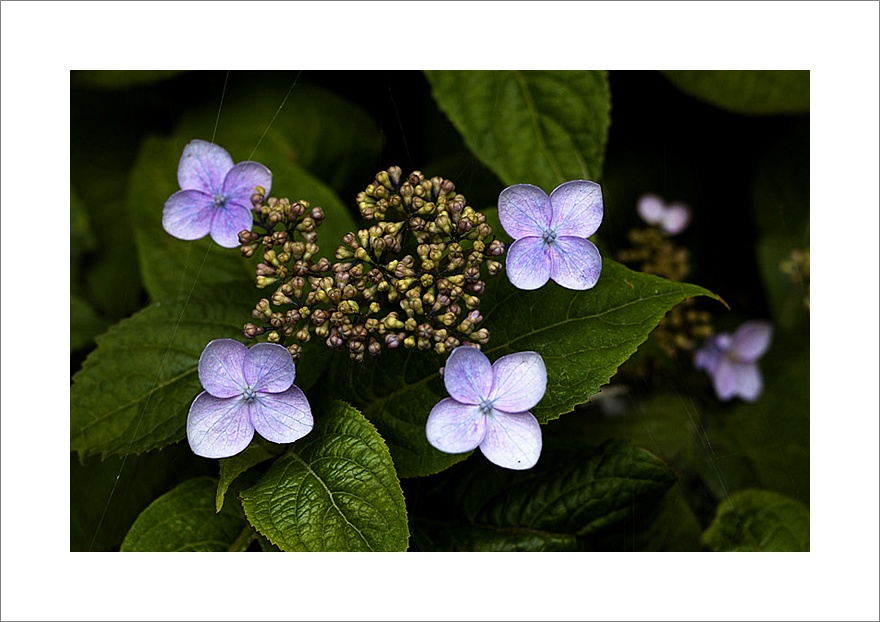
[396,277,417,293]
[383,313,405,330]
[338,300,359,315]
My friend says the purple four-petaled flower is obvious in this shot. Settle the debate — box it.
[163,140,272,248]
[187,339,313,458]
[637,193,691,236]
[498,180,604,290]
[694,320,773,402]
[426,347,547,470]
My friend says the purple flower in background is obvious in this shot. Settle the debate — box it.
[163,140,272,248]
[498,181,604,290]
[426,347,547,470]
[637,193,691,235]
[695,321,773,402]
[187,339,312,458]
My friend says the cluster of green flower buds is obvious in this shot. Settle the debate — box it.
[241,167,504,363]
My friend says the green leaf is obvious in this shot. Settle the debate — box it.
[413,440,677,551]
[426,70,611,192]
[460,440,677,536]
[70,281,255,459]
[702,489,809,552]
[344,259,720,478]
[662,70,809,115]
[215,441,279,513]
[121,477,253,552]
[70,293,111,353]
[412,521,578,552]
[72,70,186,90]
[240,400,409,551]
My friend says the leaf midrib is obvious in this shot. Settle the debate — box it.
[511,70,565,187]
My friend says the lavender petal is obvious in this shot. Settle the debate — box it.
[162,189,215,241]
[187,392,254,458]
[198,339,248,398]
[489,352,547,413]
[549,236,602,290]
[249,385,313,444]
[444,346,493,405]
[244,342,295,394]
[177,139,234,193]
[730,321,773,363]
[498,184,553,239]
[549,180,604,238]
[426,398,486,454]
[479,410,542,470]
[209,203,254,248]
[506,236,552,290]
[222,161,273,202]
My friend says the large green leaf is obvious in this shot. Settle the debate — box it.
[121,477,254,552]
[240,401,409,551]
[344,259,719,478]
[702,489,809,552]
[426,70,611,192]
[662,70,809,115]
[71,282,255,459]
[413,440,677,551]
